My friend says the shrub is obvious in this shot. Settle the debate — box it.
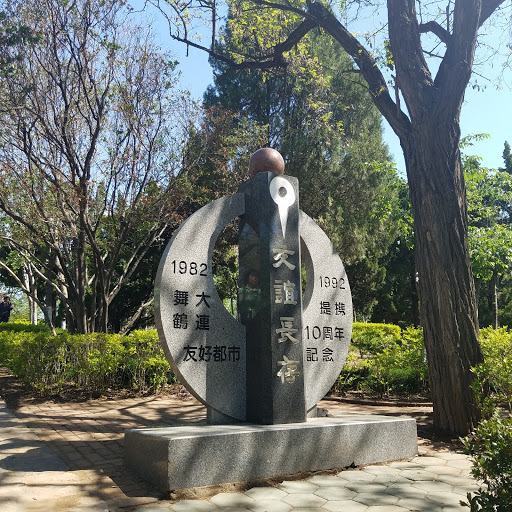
[0,320,52,333]
[471,327,512,417]
[122,330,174,392]
[0,330,67,394]
[334,324,428,396]
[351,322,402,357]
[0,322,174,396]
[364,326,428,395]
[66,333,127,391]
[461,413,512,511]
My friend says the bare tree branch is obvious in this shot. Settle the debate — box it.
[419,21,451,45]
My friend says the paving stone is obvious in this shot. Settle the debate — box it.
[388,461,423,470]
[363,466,403,477]
[435,473,478,487]
[400,469,438,481]
[384,484,428,499]
[426,464,463,475]
[353,492,400,507]
[287,508,324,512]
[372,475,411,486]
[366,506,410,512]
[446,459,473,470]
[215,507,252,512]
[244,487,287,500]
[277,481,319,494]
[413,480,454,494]
[308,474,350,486]
[131,507,173,512]
[282,493,326,508]
[314,485,357,500]
[412,456,446,466]
[434,452,468,461]
[397,496,439,510]
[247,500,292,512]
[322,500,369,512]
[452,485,480,497]
[209,493,255,508]
[344,482,388,494]
[170,501,218,512]
[336,471,376,483]
[426,491,466,506]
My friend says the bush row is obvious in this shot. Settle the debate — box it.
[0,323,175,395]
[2,321,511,404]
[459,327,512,511]
[333,323,429,396]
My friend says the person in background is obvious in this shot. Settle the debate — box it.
[0,296,13,322]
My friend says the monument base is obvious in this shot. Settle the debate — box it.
[124,413,417,492]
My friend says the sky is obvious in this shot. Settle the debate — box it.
[137,4,512,176]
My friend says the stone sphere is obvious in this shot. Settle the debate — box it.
[249,148,285,176]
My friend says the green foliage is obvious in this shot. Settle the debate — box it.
[461,413,512,511]
[365,327,428,395]
[464,146,512,327]
[334,323,428,396]
[0,322,174,395]
[352,322,402,357]
[501,141,512,174]
[0,329,67,394]
[0,10,41,78]
[469,225,512,282]
[0,319,49,333]
[471,327,512,417]
[370,179,416,326]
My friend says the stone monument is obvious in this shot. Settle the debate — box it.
[124,149,417,492]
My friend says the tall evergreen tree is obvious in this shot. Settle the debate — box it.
[502,141,512,174]
[203,27,400,315]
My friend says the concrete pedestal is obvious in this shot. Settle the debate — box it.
[124,413,417,492]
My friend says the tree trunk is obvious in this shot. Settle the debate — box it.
[402,123,483,435]
[22,264,38,325]
[45,251,56,329]
[411,264,420,326]
[489,270,499,329]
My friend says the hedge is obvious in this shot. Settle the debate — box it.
[0,323,175,395]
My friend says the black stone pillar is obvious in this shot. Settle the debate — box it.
[238,172,306,424]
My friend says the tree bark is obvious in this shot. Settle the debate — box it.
[401,123,483,434]
[489,270,499,329]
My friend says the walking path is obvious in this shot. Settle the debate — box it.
[0,390,480,511]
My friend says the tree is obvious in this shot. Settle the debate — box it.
[0,10,40,78]
[370,179,419,327]
[464,139,512,328]
[204,26,400,316]
[0,0,192,333]
[149,0,512,434]
[502,141,512,174]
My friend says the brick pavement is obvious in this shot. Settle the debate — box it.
[13,393,207,501]
[1,386,479,511]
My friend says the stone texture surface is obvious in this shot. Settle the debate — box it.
[155,193,247,422]
[125,414,417,491]
[300,211,353,410]
[238,173,306,425]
